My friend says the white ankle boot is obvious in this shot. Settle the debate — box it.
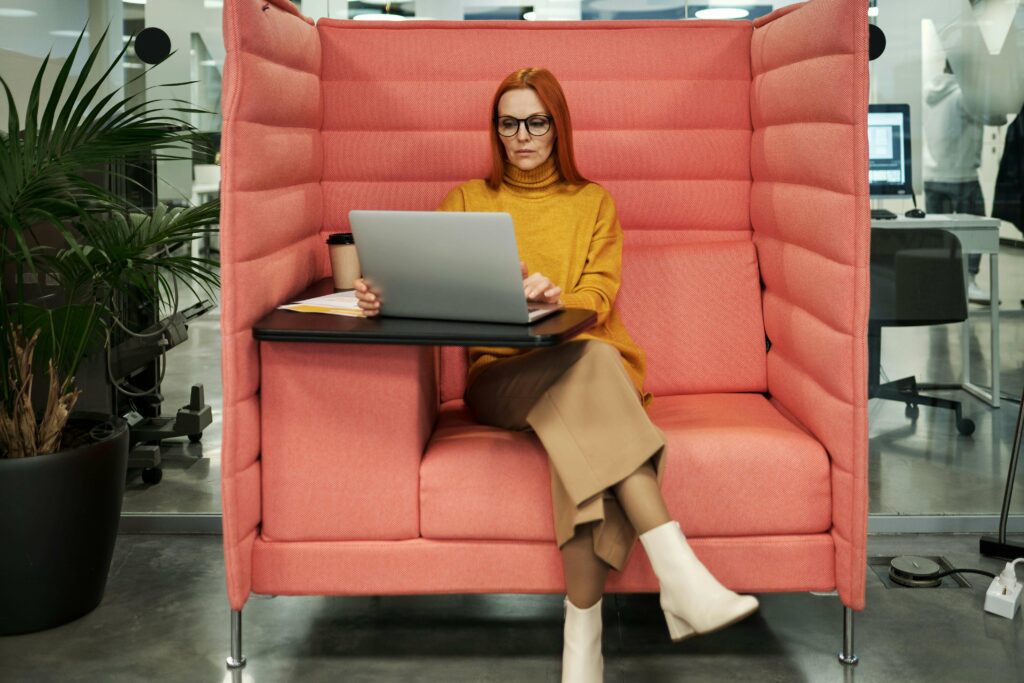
[562,596,603,683]
[639,520,759,641]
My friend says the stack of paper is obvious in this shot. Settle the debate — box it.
[278,290,365,317]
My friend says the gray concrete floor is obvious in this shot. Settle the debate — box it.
[0,532,1021,681]
[121,299,222,514]
[869,245,1024,517]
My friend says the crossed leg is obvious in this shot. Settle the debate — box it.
[462,340,672,603]
[611,460,670,535]
[562,460,671,606]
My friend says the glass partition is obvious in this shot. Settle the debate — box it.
[867,0,1023,527]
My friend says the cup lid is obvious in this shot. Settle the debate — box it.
[327,232,355,245]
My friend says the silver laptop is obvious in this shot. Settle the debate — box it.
[348,210,564,324]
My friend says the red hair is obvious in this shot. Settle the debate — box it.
[485,68,590,191]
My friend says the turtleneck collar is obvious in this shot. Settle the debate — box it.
[503,154,561,194]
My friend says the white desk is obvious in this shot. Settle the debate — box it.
[191,182,221,260]
[871,213,1002,408]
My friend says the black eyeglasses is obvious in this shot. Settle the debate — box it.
[494,115,553,137]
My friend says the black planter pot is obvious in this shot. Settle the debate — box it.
[0,413,129,635]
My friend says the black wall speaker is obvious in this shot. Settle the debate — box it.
[134,27,171,65]
[869,24,886,61]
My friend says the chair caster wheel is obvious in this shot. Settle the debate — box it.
[904,404,919,420]
[142,467,163,485]
[956,419,975,436]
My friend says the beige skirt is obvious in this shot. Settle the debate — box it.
[464,339,667,571]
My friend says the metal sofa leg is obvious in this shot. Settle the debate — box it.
[837,605,859,666]
[227,609,247,669]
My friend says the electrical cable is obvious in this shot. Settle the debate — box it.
[928,567,997,581]
[110,253,180,339]
[106,246,179,398]
[106,327,166,397]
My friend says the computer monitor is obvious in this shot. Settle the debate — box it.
[868,103,913,196]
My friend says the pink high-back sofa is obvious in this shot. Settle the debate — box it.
[220,0,869,668]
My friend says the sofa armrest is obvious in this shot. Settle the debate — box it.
[750,0,870,611]
[220,0,324,611]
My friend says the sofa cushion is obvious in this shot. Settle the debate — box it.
[438,239,767,402]
[618,240,767,396]
[420,393,831,541]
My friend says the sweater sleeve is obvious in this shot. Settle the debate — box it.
[437,185,466,212]
[560,190,622,327]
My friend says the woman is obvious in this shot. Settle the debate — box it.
[354,67,758,682]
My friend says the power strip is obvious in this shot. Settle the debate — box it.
[984,560,1023,619]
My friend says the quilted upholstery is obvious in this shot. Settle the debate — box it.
[220,0,322,611]
[316,18,753,245]
[751,0,870,610]
[220,0,869,616]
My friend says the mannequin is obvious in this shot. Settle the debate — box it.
[940,0,1024,119]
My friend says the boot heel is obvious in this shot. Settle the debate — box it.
[663,610,696,642]
[641,521,761,640]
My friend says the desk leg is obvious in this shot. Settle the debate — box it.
[961,257,972,392]
[962,251,1000,408]
[991,253,1001,409]
[190,191,201,261]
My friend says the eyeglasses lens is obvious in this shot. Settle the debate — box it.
[497,117,550,137]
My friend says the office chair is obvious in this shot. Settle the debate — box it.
[869,228,976,436]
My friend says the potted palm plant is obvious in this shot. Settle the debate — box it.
[0,27,220,634]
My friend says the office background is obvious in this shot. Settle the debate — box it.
[1,2,1023,681]
[0,0,1020,531]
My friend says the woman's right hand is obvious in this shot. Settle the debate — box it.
[521,261,562,304]
[353,278,381,316]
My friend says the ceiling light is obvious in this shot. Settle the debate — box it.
[50,30,88,37]
[0,8,37,17]
[868,6,878,16]
[352,13,406,20]
[694,7,749,19]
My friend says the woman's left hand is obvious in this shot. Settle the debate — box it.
[520,261,562,304]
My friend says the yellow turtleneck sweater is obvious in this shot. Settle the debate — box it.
[437,155,652,408]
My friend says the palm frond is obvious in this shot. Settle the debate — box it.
[0,24,222,450]
[43,24,93,153]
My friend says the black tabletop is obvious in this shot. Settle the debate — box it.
[252,279,598,347]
